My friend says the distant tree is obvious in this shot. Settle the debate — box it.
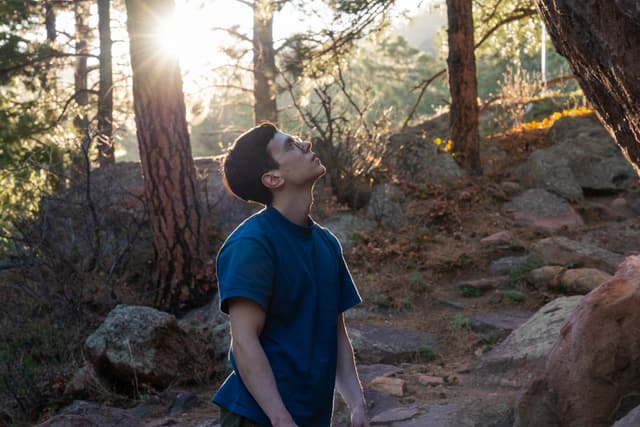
[97,0,115,166]
[446,0,482,174]
[253,0,279,123]
[125,0,210,313]
[535,0,640,174]
[403,0,538,128]
[216,0,395,126]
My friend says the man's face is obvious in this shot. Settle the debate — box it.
[266,132,326,187]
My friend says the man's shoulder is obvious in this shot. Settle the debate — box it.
[313,224,343,253]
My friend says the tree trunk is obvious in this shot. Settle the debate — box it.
[74,0,90,107]
[45,1,56,42]
[446,0,482,175]
[535,0,640,175]
[97,0,114,166]
[253,0,278,124]
[125,0,211,314]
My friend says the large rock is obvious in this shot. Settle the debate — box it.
[320,213,376,250]
[366,183,406,229]
[548,115,638,191]
[478,296,582,374]
[551,268,612,294]
[85,305,213,391]
[527,266,612,295]
[581,219,640,256]
[504,189,584,230]
[514,256,640,427]
[614,404,640,427]
[381,132,463,184]
[195,158,260,235]
[510,150,583,201]
[531,236,625,274]
[178,296,230,365]
[510,115,638,197]
[349,323,437,364]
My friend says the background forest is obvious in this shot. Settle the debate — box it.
[0,0,595,424]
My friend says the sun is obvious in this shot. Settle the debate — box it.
[156,3,216,73]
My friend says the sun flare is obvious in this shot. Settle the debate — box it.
[156,3,218,73]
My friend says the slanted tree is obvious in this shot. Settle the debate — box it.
[125,0,210,314]
[446,0,482,175]
[535,0,640,174]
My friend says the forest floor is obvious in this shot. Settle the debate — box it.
[133,123,627,426]
[10,117,638,426]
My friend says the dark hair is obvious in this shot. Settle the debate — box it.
[222,122,279,205]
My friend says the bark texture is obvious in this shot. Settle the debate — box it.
[253,0,278,124]
[535,0,640,175]
[125,0,210,314]
[446,0,482,175]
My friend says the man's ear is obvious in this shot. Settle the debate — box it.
[261,171,284,189]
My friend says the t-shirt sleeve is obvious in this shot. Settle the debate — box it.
[324,230,362,313]
[216,237,275,314]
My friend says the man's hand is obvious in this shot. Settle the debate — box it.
[350,402,369,427]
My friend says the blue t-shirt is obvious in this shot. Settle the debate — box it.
[212,206,361,427]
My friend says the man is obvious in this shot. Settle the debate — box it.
[212,122,368,427]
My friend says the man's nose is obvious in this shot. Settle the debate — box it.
[298,140,311,152]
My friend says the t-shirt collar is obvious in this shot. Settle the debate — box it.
[265,205,315,237]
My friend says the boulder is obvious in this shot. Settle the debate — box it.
[526,266,565,289]
[510,115,638,198]
[581,218,640,256]
[195,158,260,235]
[510,150,583,201]
[85,305,213,391]
[547,115,638,191]
[469,310,534,342]
[367,183,406,229]
[614,404,640,427]
[531,236,625,274]
[349,323,437,364]
[381,132,463,184]
[527,266,611,294]
[514,256,640,427]
[489,255,531,275]
[319,213,376,250]
[177,296,229,365]
[504,188,584,230]
[478,296,582,374]
[551,268,612,294]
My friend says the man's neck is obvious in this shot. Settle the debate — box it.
[271,188,313,227]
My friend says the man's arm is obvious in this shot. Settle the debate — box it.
[335,313,369,427]
[228,297,298,427]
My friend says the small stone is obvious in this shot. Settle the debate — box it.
[417,374,444,386]
[370,406,419,424]
[481,231,513,244]
[369,376,406,397]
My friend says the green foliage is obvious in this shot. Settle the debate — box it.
[505,289,526,302]
[374,294,392,309]
[510,256,543,286]
[449,314,471,331]
[461,286,482,298]
[408,269,430,295]
[415,344,436,361]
